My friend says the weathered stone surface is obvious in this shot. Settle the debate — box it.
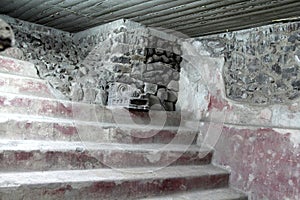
[1,16,184,111]
[144,83,158,95]
[148,95,161,108]
[0,18,14,51]
[167,80,179,92]
[214,126,300,200]
[141,188,247,200]
[85,33,183,110]
[0,47,24,60]
[0,165,229,200]
[198,21,300,105]
[0,54,38,76]
[167,90,178,102]
[164,101,175,111]
[0,140,211,171]
[0,73,55,98]
[157,88,168,101]
[2,16,81,101]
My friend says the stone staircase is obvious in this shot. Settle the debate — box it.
[0,55,247,200]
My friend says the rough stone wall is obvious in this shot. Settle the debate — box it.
[0,15,183,110]
[190,21,300,200]
[77,24,182,110]
[0,15,81,99]
[197,22,300,105]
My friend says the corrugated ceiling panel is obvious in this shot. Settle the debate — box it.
[0,0,299,37]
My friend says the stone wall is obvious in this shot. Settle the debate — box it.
[77,24,183,110]
[0,15,80,100]
[0,15,183,111]
[190,21,300,200]
[195,21,300,105]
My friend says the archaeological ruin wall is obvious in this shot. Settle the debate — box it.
[197,22,300,105]
[1,15,183,111]
[190,21,300,200]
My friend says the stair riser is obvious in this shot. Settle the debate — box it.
[0,93,185,127]
[0,73,55,98]
[0,150,212,171]
[0,118,197,144]
[0,55,38,78]
[0,174,229,200]
[0,95,74,119]
[0,119,81,142]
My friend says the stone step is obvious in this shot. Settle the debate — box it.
[0,165,229,200]
[140,188,248,200]
[0,139,212,171]
[0,92,195,127]
[0,55,39,78]
[0,114,198,144]
[0,72,56,98]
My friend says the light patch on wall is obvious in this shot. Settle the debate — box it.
[273,128,300,148]
[272,105,300,128]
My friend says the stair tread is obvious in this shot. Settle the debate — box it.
[0,165,228,188]
[0,112,196,131]
[0,72,58,99]
[0,71,47,82]
[0,55,38,78]
[140,188,247,200]
[0,139,209,152]
[0,92,194,125]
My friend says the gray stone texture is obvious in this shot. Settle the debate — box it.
[0,15,183,110]
[0,18,15,51]
[78,25,182,111]
[195,21,300,105]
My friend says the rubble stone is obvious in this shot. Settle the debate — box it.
[2,16,183,111]
[196,21,300,105]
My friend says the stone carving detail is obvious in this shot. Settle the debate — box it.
[108,82,149,110]
[105,47,182,111]
[0,18,15,51]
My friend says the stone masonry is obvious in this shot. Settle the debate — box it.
[195,21,300,105]
[1,15,182,111]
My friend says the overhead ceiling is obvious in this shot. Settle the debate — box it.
[0,0,300,37]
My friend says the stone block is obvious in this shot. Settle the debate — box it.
[164,101,175,111]
[70,83,83,101]
[144,82,158,95]
[113,64,131,73]
[167,80,179,92]
[82,88,96,103]
[157,88,168,101]
[167,90,178,102]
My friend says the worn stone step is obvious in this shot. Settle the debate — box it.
[0,92,195,127]
[0,114,198,144]
[0,55,38,78]
[0,72,57,98]
[0,92,197,128]
[0,139,212,171]
[0,165,229,200]
[140,188,248,200]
